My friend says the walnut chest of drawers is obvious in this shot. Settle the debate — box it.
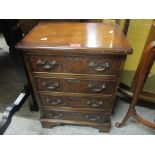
[16,22,132,132]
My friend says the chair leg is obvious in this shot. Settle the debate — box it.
[116,93,139,128]
[0,85,30,135]
[116,41,155,128]
[29,89,39,111]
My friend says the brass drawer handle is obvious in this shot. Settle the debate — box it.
[88,83,106,92]
[46,98,62,105]
[87,99,103,107]
[37,59,57,69]
[86,114,100,121]
[49,112,63,119]
[67,79,80,84]
[89,61,109,71]
[42,81,59,90]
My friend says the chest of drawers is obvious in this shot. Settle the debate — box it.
[16,22,132,132]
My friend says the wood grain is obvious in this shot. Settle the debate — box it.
[16,22,132,132]
[16,22,132,53]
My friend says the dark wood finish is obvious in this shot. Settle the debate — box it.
[19,19,102,34]
[40,119,111,132]
[16,22,132,132]
[30,54,122,76]
[42,109,110,124]
[116,41,155,129]
[44,110,110,124]
[16,22,132,53]
[102,19,130,36]
[40,93,111,110]
[123,19,130,36]
[35,77,116,95]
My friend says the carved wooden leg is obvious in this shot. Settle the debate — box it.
[93,125,111,132]
[96,125,111,132]
[116,42,155,128]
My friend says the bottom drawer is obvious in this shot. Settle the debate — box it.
[43,109,110,124]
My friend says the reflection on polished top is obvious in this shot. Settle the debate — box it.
[17,22,132,53]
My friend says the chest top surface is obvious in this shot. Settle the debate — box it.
[16,22,132,54]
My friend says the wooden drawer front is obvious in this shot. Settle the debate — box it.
[30,55,61,72]
[43,110,110,124]
[30,55,121,75]
[35,78,116,95]
[40,94,111,109]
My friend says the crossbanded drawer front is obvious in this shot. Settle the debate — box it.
[40,94,111,109]
[35,77,116,95]
[30,55,61,72]
[30,55,121,76]
[43,110,110,124]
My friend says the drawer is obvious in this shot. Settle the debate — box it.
[30,55,121,76]
[35,77,116,95]
[43,109,110,124]
[30,55,61,72]
[40,93,111,110]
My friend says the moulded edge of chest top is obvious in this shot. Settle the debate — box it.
[18,48,133,56]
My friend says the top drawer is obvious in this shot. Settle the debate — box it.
[29,54,122,76]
